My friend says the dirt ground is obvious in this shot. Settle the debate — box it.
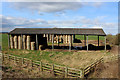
[2,59,56,78]
[90,60,119,78]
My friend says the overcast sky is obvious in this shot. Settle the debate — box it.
[1,1,118,35]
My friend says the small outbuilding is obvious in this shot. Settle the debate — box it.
[8,28,106,51]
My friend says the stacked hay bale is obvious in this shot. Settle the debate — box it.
[31,42,35,50]
[10,35,13,49]
[66,35,69,43]
[56,35,59,43]
[46,34,49,42]
[13,35,17,49]
[18,35,21,49]
[26,35,30,50]
[63,35,66,43]
[23,35,26,49]
[68,35,71,43]
[72,35,73,43]
[61,35,63,43]
[43,34,46,37]
[39,45,43,50]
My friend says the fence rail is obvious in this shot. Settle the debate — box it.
[84,57,103,76]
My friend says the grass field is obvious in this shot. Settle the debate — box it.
[75,35,104,40]
[1,34,118,69]
[0,34,8,51]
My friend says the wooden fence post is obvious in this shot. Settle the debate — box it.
[40,61,43,71]
[14,56,16,64]
[79,70,83,78]
[82,69,85,78]
[22,58,24,65]
[52,64,54,75]
[7,54,9,60]
[2,54,4,61]
[65,67,68,78]
[31,60,33,68]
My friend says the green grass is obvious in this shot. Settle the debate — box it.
[0,34,8,51]
[75,35,105,40]
[6,49,74,66]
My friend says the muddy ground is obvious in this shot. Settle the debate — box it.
[89,60,119,78]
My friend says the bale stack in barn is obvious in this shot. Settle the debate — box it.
[23,35,26,49]
[72,35,74,43]
[46,34,49,42]
[31,42,35,50]
[63,35,66,43]
[14,35,17,49]
[60,35,63,43]
[49,34,52,42]
[65,35,69,43]
[68,35,71,43]
[18,35,21,49]
[57,35,59,43]
[43,34,46,37]
[10,35,13,49]
[26,35,30,50]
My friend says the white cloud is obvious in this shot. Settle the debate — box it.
[48,16,117,29]
[1,15,118,34]
[1,15,53,32]
[6,2,105,14]
[10,2,83,13]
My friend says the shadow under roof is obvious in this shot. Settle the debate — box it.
[9,28,106,36]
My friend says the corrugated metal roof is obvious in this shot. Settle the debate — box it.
[9,28,106,36]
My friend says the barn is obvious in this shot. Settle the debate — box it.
[8,28,106,51]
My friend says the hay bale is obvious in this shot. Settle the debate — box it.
[43,34,46,37]
[63,35,65,43]
[10,35,13,49]
[18,35,21,49]
[67,35,69,43]
[39,45,45,50]
[31,42,35,50]
[66,35,68,43]
[14,35,17,49]
[59,35,62,42]
[26,35,30,50]
[23,35,26,49]
[46,34,49,42]
[49,34,52,42]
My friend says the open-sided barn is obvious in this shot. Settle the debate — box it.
[8,28,106,51]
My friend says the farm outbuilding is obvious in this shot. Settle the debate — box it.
[8,28,106,51]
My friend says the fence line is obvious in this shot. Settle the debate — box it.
[0,53,82,78]
[0,53,104,78]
